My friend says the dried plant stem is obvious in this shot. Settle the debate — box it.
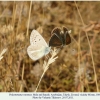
[11,1,16,26]
[34,48,58,92]
[26,1,32,36]
[77,31,84,92]
[16,4,23,37]
[0,48,7,61]
[2,80,8,92]
[74,1,99,92]
[34,69,47,92]
[19,64,25,92]
[70,33,79,46]
[12,2,16,45]
[91,32,97,49]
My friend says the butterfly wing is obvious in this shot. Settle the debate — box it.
[49,34,62,47]
[63,26,68,33]
[30,29,48,47]
[27,29,50,61]
[27,45,50,61]
[51,27,61,36]
[63,26,71,45]
[49,27,63,47]
[65,32,71,45]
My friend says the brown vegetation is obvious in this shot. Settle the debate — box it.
[0,1,100,92]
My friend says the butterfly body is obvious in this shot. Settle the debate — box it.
[49,27,71,47]
[27,30,50,61]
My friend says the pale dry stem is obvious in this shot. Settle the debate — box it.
[34,48,58,92]
[0,48,7,61]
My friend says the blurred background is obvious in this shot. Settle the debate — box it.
[0,1,100,92]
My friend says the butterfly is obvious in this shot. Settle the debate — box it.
[49,26,71,47]
[27,29,51,61]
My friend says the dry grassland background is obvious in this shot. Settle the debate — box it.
[0,1,100,92]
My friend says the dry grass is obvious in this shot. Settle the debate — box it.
[0,1,100,92]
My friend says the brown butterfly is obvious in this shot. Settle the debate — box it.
[49,26,71,47]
